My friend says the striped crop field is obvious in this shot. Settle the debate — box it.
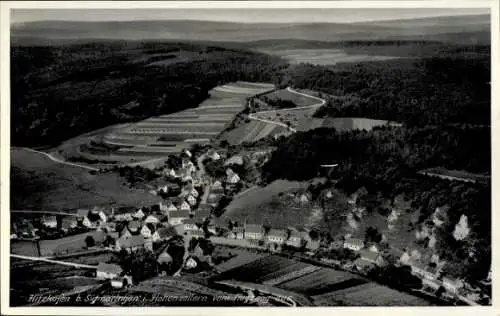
[79,81,274,161]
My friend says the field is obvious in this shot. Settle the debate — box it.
[219,120,289,145]
[10,148,161,211]
[221,180,311,228]
[213,247,268,273]
[260,88,321,107]
[215,255,311,284]
[260,48,403,66]
[11,231,108,257]
[312,282,432,306]
[277,268,362,295]
[297,117,399,132]
[66,82,275,162]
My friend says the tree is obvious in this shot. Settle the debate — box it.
[365,226,382,244]
[85,235,95,248]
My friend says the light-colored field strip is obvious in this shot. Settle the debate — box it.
[134,121,226,127]
[183,138,211,143]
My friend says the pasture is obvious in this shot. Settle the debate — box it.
[219,120,287,145]
[220,180,311,228]
[11,148,161,211]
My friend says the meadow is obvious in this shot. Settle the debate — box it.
[11,148,161,211]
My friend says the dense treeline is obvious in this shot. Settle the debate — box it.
[12,42,288,146]
[287,57,490,126]
[262,125,490,283]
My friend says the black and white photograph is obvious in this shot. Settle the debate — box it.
[1,0,496,311]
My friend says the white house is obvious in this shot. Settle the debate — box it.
[140,223,156,239]
[187,195,197,206]
[226,173,240,184]
[182,149,192,158]
[286,230,305,248]
[343,237,364,251]
[134,208,146,220]
[42,216,58,229]
[244,224,264,241]
[190,188,199,198]
[113,207,136,222]
[207,150,220,161]
[183,218,198,231]
[442,277,464,294]
[267,229,288,244]
[165,168,178,178]
[180,201,191,212]
[144,214,161,226]
[168,210,190,226]
[96,263,123,280]
[96,208,112,223]
[152,227,176,243]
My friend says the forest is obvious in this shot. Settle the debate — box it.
[11,42,288,146]
[288,56,490,126]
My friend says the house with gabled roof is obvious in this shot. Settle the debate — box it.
[144,214,162,226]
[113,206,136,222]
[244,224,264,241]
[207,149,220,161]
[358,249,384,266]
[41,215,58,229]
[267,229,288,244]
[187,194,197,206]
[134,208,146,220]
[183,218,199,231]
[115,234,152,253]
[180,200,191,212]
[286,230,306,248]
[194,209,211,224]
[153,226,176,243]
[229,226,245,239]
[141,223,156,239]
[442,276,464,294]
[188,229,205,238]
[60,216,78,232]
[127,220,142,233]
[96,263,123,280]
[343,237,364,251]
[168,210,190,226]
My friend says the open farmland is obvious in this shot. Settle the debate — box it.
[11,148,160,211]
[219,120,289,145]
[213,247,268,273]
[260,88,320,107]
[312,282,432,306]
[214,255,311,284]
[73,82,274,162]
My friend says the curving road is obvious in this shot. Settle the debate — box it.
[247,87,326,133]
[17,147,99,171]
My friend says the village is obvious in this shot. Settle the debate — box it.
[10,145,491,306]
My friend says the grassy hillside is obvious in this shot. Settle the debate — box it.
[10,148,161,211]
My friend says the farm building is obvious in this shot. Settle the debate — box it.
[267,229,288,244]
[408,260,439,281]
[358,249,384,266]
[42,216,58,229]
[183,218,198,231]
[115,235,152,253]
[187,194,197,206]
[134,208,146,220]
[187,229,205,238]
[96,263,123,280]
[286,230,306,248]
[168,210,190,226]
[224,155,244,166]
[113,206,136,221]
[442,277,464,294]
[160,201,178,213]
[229,226,245,239]
[244,224,265,241]
[60,216,78,232]
[141,223,156,239]
[153,227,177,242]
[94,207,113,223]
[343,237,364,251]
[207,149,221,161]
[144,214,163,226]
[194,209,211,223]
[127,220,143,233]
